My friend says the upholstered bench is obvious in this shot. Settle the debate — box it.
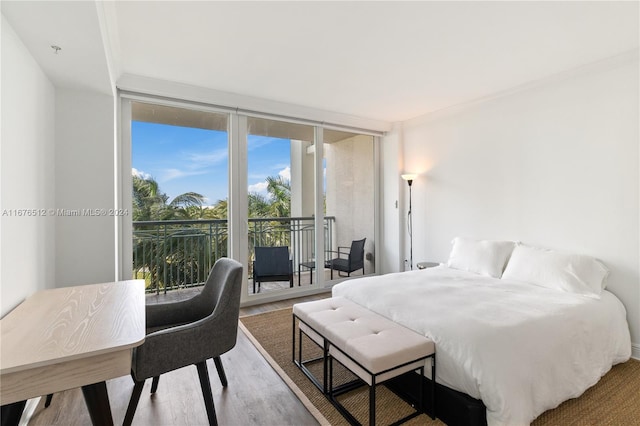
[293,297,435,425]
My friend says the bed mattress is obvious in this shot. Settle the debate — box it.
[332,266,631,426]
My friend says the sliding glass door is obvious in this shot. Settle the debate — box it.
[129,101,229,294]
[245,117,319,296]
[121,95,379,303]
[245,121,377,298]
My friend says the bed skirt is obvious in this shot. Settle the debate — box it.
[386,371,487,426]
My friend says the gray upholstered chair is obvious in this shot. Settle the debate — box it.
[123,258,243,426]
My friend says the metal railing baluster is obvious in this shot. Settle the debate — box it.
[132,216,335,293]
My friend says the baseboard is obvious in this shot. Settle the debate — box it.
[632,343,640,360]
[241,286,331,307]
[18,397,41,426]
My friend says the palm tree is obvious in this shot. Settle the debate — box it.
[132,175,206,220]
[265,175,291,218]
[132,175,166,221]
[248,193,271,218]
[170,192,207,219]
[247,175,291,249]
[133,173,293,292]
[132,175,209,292]
[203,199,228,219]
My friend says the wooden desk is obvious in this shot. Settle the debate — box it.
[0,280,145,426]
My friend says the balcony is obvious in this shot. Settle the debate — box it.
[133,216,335,295]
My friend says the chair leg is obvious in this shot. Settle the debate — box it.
[123,379,145,426]
[213,357,228,387]
[44,393,53,408]
[150,376,160,394]
[196,361,218,426]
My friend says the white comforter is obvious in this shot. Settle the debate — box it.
[332,266,631,426]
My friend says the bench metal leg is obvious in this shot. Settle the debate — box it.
[323,339,329,394]
[369,377,376,426]
[292,315,296,363]
[293,315,329,394]
[327,360,433,426]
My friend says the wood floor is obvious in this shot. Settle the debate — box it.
[28,293,330,426]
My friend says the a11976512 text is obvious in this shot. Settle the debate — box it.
[2,208,129,217]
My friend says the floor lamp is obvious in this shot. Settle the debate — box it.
[401,174,417,270]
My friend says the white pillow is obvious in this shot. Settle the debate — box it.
[502,244,609,297]
[447,237,516,278]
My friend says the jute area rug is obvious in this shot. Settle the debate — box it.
[239,307,640,426]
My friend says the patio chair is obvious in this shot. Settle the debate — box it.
[123,258,243,426]
[326,238,366,279]
[252,246,294,293]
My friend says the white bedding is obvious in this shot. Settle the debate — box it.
[332,266,631,426]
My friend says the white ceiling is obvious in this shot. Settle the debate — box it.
[2,1,638,123]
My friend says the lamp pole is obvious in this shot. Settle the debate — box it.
[401,174,417,270]
[408,179,413,269]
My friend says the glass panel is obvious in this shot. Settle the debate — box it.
[247,117,318,296]
[323,129,375,281]
[130,102,229,294]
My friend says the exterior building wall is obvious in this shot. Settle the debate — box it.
[325,134,375,274]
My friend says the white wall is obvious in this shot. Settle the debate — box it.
[381,123,403,273]
[1,15,117,314]
[394,54,640,350]
[1,16,56,316]
[55,89,116,287]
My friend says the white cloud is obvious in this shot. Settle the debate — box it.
[278,166,291,181]
[132,168,152,180]
[248,181,269,194]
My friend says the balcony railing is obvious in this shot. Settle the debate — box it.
[133,216,335,294]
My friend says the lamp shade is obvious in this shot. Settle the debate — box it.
[401,173,418,182]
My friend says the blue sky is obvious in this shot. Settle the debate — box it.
[132,121,291,205]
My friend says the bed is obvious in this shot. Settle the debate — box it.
[331,239,632,426]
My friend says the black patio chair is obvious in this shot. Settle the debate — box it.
[252,246,294,293]
[326,238,366,279]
